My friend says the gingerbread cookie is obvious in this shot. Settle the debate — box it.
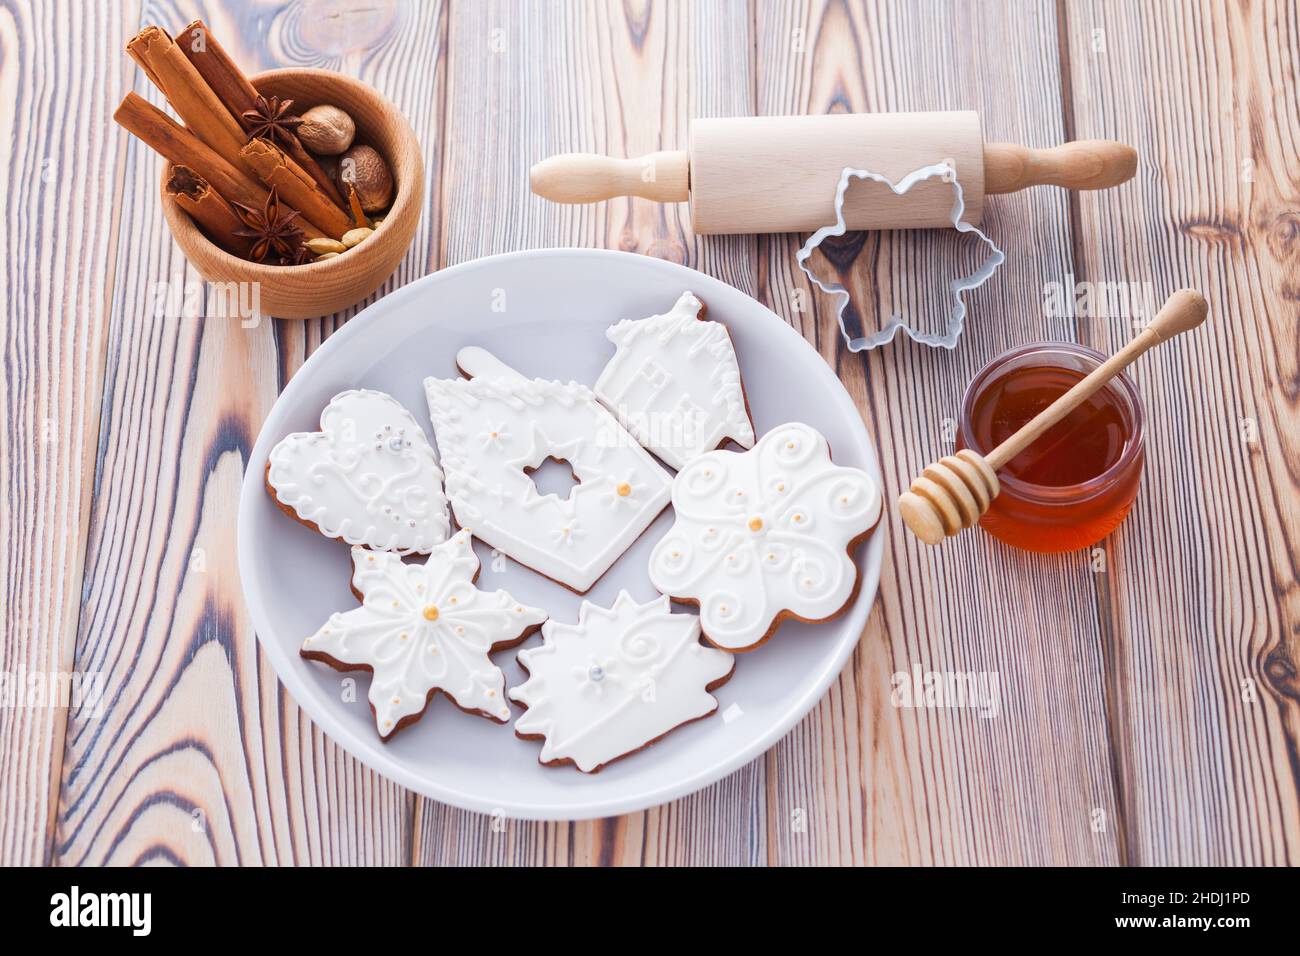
[424,347,672,593]
[301,531,546,740]
[509,591,734,772]
[267,388,450,555]
[648,422,881,651]
[595,291,755,470]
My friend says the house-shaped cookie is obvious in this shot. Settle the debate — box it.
[595,292,756,470]
[424,347,672,593]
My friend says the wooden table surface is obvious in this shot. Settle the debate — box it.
[3,0,1297,866]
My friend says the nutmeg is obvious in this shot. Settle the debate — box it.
[297,104,355,156]
[336,144,394,213]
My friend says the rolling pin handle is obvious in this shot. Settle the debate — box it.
[983,140,1138,194]
[529,150,690,204]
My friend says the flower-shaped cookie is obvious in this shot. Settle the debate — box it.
[301,531,546,740]
[648,423,881,651]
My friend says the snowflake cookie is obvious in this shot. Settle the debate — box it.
[267,389,450,554]
[301,531,547,740]
[424,347,672,593]
[648,422,882,651]
[510,591,734,772]
[595,291,756,470]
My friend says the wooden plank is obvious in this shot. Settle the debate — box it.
[413,0,765,866]
[53,0,447,865]
[31,0,1292,867]
[751,0,1121,864]
[1061,0,1300,865]
[0,0,130,866]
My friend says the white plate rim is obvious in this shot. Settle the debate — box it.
[237,247,883,820]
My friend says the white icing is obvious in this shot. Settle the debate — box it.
[268,389,450,555]
[424,348,672,593]
[648,422,881,651]
[595,292,756,470]
[510,591,733,772]
[301,531,547,739]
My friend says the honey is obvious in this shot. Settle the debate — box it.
[958,343,1145,553]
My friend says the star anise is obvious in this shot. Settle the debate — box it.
[242,94,304,149]
[279,243,314,266]
[231,188,305,262]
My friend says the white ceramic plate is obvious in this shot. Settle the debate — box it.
[238,249,883,820]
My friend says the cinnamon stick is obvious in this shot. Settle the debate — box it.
[240,138,352,239]
[174,21,260,124]
[166,165,255,258]
[131,23,348,220]
[114,92,325,240]
[179,19,348,210]
[346,184,369,228]
[126,26,256,180]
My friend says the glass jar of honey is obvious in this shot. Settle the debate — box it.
[957,342,1145,553]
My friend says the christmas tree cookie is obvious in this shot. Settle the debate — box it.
[510,592,734,772]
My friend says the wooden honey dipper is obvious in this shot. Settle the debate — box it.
[898,289,1209,545]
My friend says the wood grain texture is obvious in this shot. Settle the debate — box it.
[3,0,1295,867]
[53,0,446,865]
[754,0,1121,865]
[1060,0,1300,866]
[0,0,125,867]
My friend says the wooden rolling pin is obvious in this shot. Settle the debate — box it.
[530,112,1137,234]
[898,290,1209,546]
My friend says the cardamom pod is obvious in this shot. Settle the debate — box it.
[341,227,374,248]
[306,237,348,255]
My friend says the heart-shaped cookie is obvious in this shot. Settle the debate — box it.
[267,389,450,554]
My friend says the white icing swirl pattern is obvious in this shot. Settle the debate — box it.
[424,348,672,593]
[595,292,755,470]
[510,592,734,772]
[648,423,882,651]
[301,531,547,740]
[267,389,450,555]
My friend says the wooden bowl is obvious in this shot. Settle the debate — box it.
[161,68,423,320]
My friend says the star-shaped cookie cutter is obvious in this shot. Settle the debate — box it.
[795,161,1006,351]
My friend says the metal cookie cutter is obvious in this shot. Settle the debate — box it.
[796,161,1005,351]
